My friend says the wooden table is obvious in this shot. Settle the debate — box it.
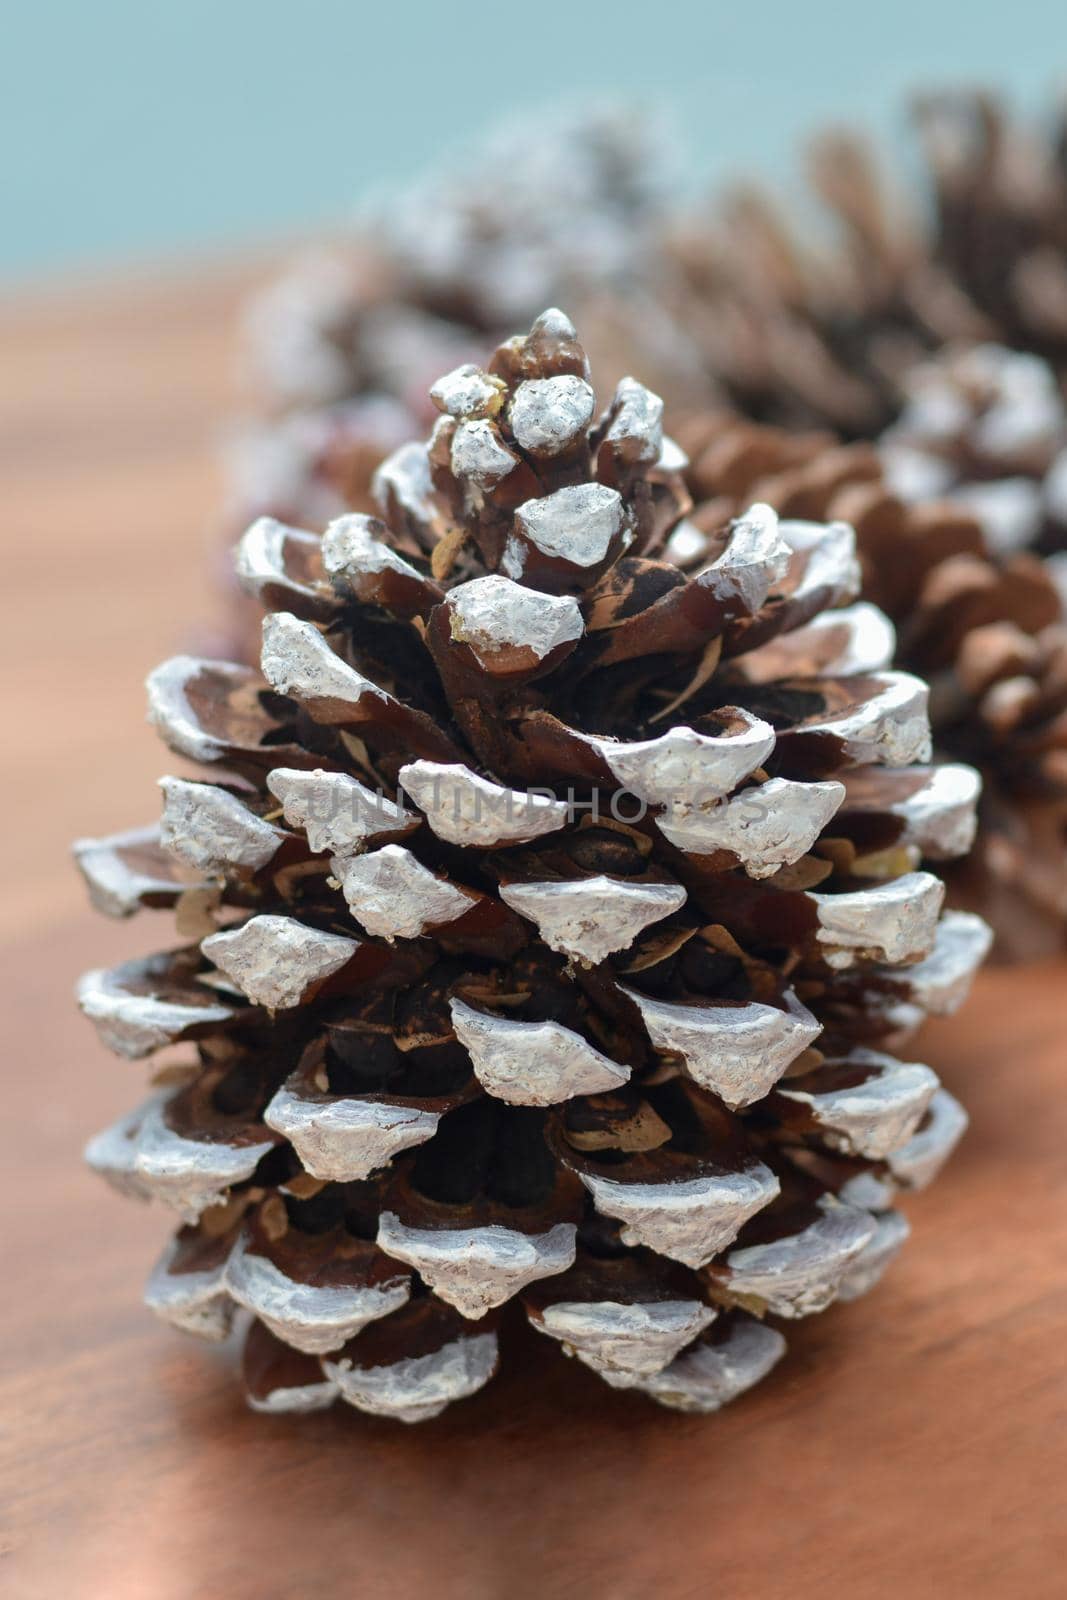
[2,266,1066,1600]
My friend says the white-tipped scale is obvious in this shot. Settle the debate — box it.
[529,1298,715,1382]
[83,1101,163,1207]
[527,307,582,345]
[77,964,236,1060]
[632,1317,788,1411]
[835,1168,898,1215]
[837,1210,911,1302]
[798,670,932,767]
[617,984,822,1110]
[429,363,505,419]
[399,760,569,847]
[604,377,665,463]
[446,575,583,663]
[778,518,862,609]
[656,776,845,874]
[72,825,189,918]
[376,1214,578,1320]
[331,844,477,940]
[737,602,895,683]
[575,1165,781,1269]
[372,439,438,534]
[877,910,993,1013]
[320,513,428,587]
[656,434,689,474]
[201,915,360,1009]
[663,519,711,567]
[267,767,416,856]
[843,765,982,861]
[450,419,521,487]
[499,876,687,966]
[507,483,624,573]
[710,1196,877,1318]
[144,1235,235,1341]
[260,612,390,716]
[810,872,945,968]
[583,712,776,808]
[886,1089,969,1193]
[507,376,595,454]
[146,657,256,765]
[323,1331,499,1423]
[235,517,322,607]
[159,777,287,877]
[84,1095,274,1223]
[697,503,790,613]
[449,998,631,1105]
[247,1372,339,1416]
[889,763,982,860]
[837,1088,970,1212]
[225,1233,411,1355]
[263,1085,443,1180]
[777,1048,940,1160]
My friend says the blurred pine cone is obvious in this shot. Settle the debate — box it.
[231,108,707,536]
[245,105,704,422]
[672,92,1067,954]
[672,412,1067,955]
[671,92,1067,436]
[77,312,988,1422]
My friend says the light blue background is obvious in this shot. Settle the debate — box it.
[1,0,1061,281]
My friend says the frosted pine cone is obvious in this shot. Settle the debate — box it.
[672,409,1067,955]
[670,92,1067,558]
[671,91,1067,441]
[240,104,705,473]
[672,92,1067,953]
[76,311,989,1423]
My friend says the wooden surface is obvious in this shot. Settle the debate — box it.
[2,265,1066,1600]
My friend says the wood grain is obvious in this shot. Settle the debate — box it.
[1,265,1065,1600]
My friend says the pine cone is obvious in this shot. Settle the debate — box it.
[76,311,989,1423]
[670,91,1067,439]
[671,93,1067,954]
[672,409,1067,955]
[242,105,707,465]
